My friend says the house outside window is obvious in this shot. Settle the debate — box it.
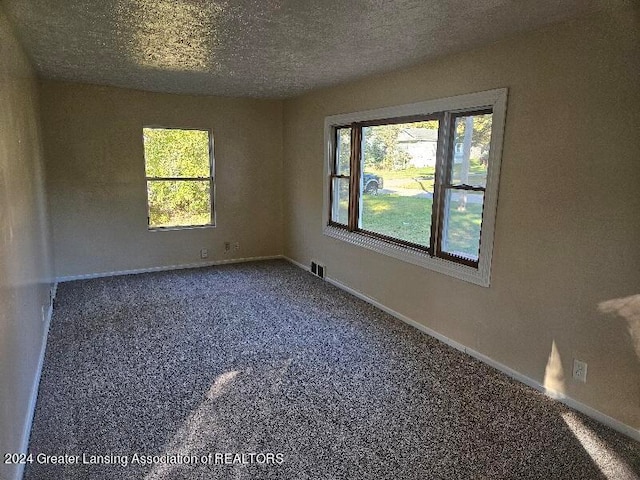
[323,89,507,286]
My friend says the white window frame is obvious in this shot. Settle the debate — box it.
[323,88,508,287]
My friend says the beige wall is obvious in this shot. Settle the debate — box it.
[40,82,283,278]
[283,8,640,430]
[0,7,54,480]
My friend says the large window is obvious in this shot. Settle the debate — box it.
[324,89,507,286]
[143,127,215,229]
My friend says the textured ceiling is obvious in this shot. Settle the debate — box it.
[1,0,624,98]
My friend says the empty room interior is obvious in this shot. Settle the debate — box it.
[1,0,639,479]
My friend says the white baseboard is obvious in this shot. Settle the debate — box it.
[285,256,309,271]
[282,256,639,442]
[56,255,283,282]
[14,281,57,480]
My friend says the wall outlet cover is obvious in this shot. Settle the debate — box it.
[573,359,588,383]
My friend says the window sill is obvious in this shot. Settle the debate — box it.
[323,224,490,287]
[148,224,216,232]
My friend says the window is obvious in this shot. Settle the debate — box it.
[324,89,507,286]
[143,127,215,229]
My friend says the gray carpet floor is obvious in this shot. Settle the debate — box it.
[26,260,640,479]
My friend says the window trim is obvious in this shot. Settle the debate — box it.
[323,88,508,286]
[143,125,216,231]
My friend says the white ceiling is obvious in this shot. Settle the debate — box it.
[2,0,625,98]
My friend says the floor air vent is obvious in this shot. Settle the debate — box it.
[310,261,325,279]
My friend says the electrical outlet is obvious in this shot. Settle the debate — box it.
[233,242,240,251]
[572,359,588,383]
[200,248,208,259]
[224,242,231,253]
[41,305,46,323]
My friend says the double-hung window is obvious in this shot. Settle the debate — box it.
[143,127,215,230]
[324,89,507,286]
